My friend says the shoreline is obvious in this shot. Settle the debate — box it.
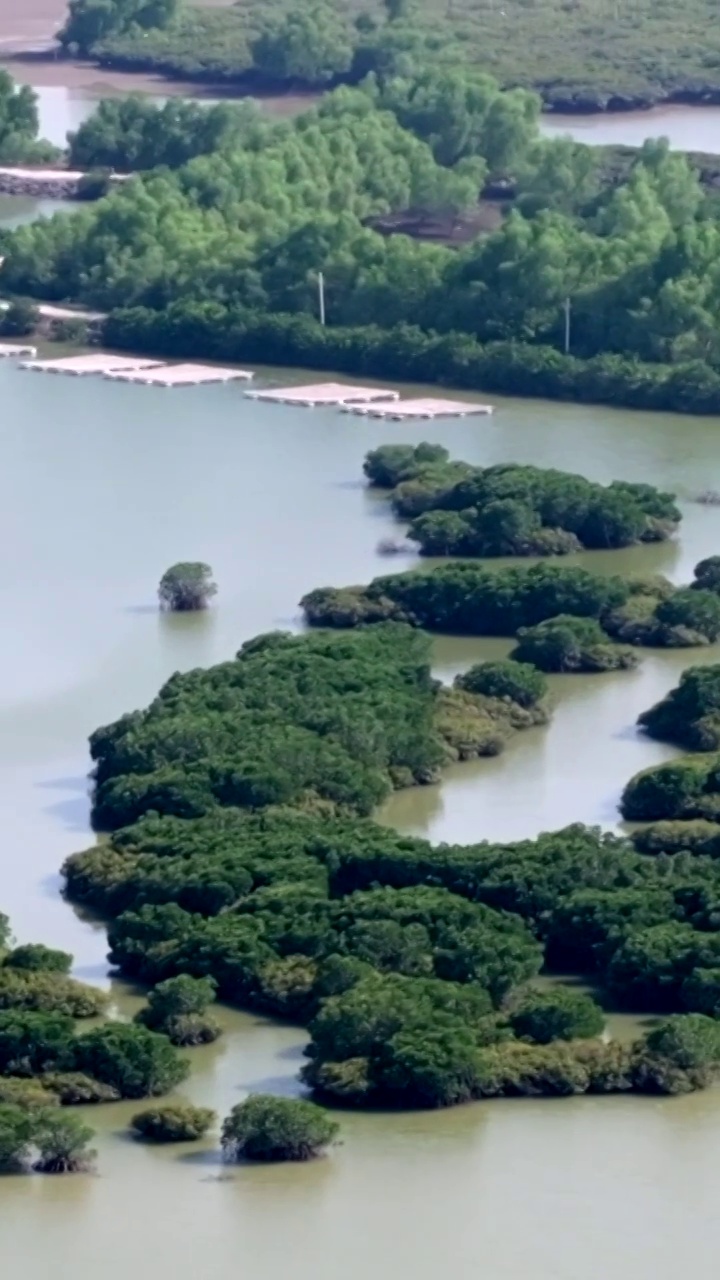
[5,46,720,119]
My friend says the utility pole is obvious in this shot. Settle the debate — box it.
[318,272,326,327]
[563,296,571,355]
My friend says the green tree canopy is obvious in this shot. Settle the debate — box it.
[222,1094,339,1161]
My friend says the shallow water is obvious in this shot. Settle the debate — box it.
[540,104,720,153]
[0,324,720,1272]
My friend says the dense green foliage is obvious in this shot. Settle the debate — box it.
[158,562,217,612]
[56,0,720,111]
[302,562,629,634]
[58,796,720,1106]
[453,660,547,709]
[510,616,639,674]
[507,988,605,1044]
[0,73,57,165]
[100,302,720,419]
[0,1077,56,1109]
[0,940,106,1018]
[130,1102,215,1142]
[60,0,178,55]
[0,1103,95,1173]
[82,623,549,832]
[30,1110,97,1174]
[0,968,107,1018]
[135,974,220,1045]
[0,964,186,1101]
[221,1094,339,1161]
[73,1024,189,1098]
[621,755,720,824]
[302,561,720,650]
[4,945,72,974]
[68,97,262,173]
[363,447,680,557]
[638,665,720,751]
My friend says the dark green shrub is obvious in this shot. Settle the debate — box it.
[510,615,638,673]
[4,945,72,974]
[454,659,548,708]
[222,1094,339,1161]
[73,1023,189,1098]
[507,988,605,1043]
[130,1102,215,1142]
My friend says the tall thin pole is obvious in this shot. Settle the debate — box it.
[318,272,326,327]
[563,296,571,355]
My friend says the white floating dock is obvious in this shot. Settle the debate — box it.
[246,382,398,407]
[0,343,36,358]
[20,354,161,376]
[105,362,253,386]
[344,397,494,420]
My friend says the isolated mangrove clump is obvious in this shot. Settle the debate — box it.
[638,664,720,752]
[130,1103,216,1143]
[0,1104,96,1174]
[158,562,217,612]
[221,1094,339,1162]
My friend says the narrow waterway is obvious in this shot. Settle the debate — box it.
[1,329,720,1276]
[30,81,720,153]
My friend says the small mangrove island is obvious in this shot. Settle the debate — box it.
[301,559,720,650]
[364,444,680,557]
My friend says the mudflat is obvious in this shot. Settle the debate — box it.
[0,0,65,51]
[0,0,233,88]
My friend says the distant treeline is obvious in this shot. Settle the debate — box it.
[59,0,720,112]
[104,303,720,417]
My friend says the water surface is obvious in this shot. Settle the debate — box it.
[540,104,720,152]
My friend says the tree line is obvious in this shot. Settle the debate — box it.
[301,558,720,651]
[57,0,720,114]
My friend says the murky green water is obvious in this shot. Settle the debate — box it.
[1,268,720,1274]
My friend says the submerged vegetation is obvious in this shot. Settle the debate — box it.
[364,445,680,557]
